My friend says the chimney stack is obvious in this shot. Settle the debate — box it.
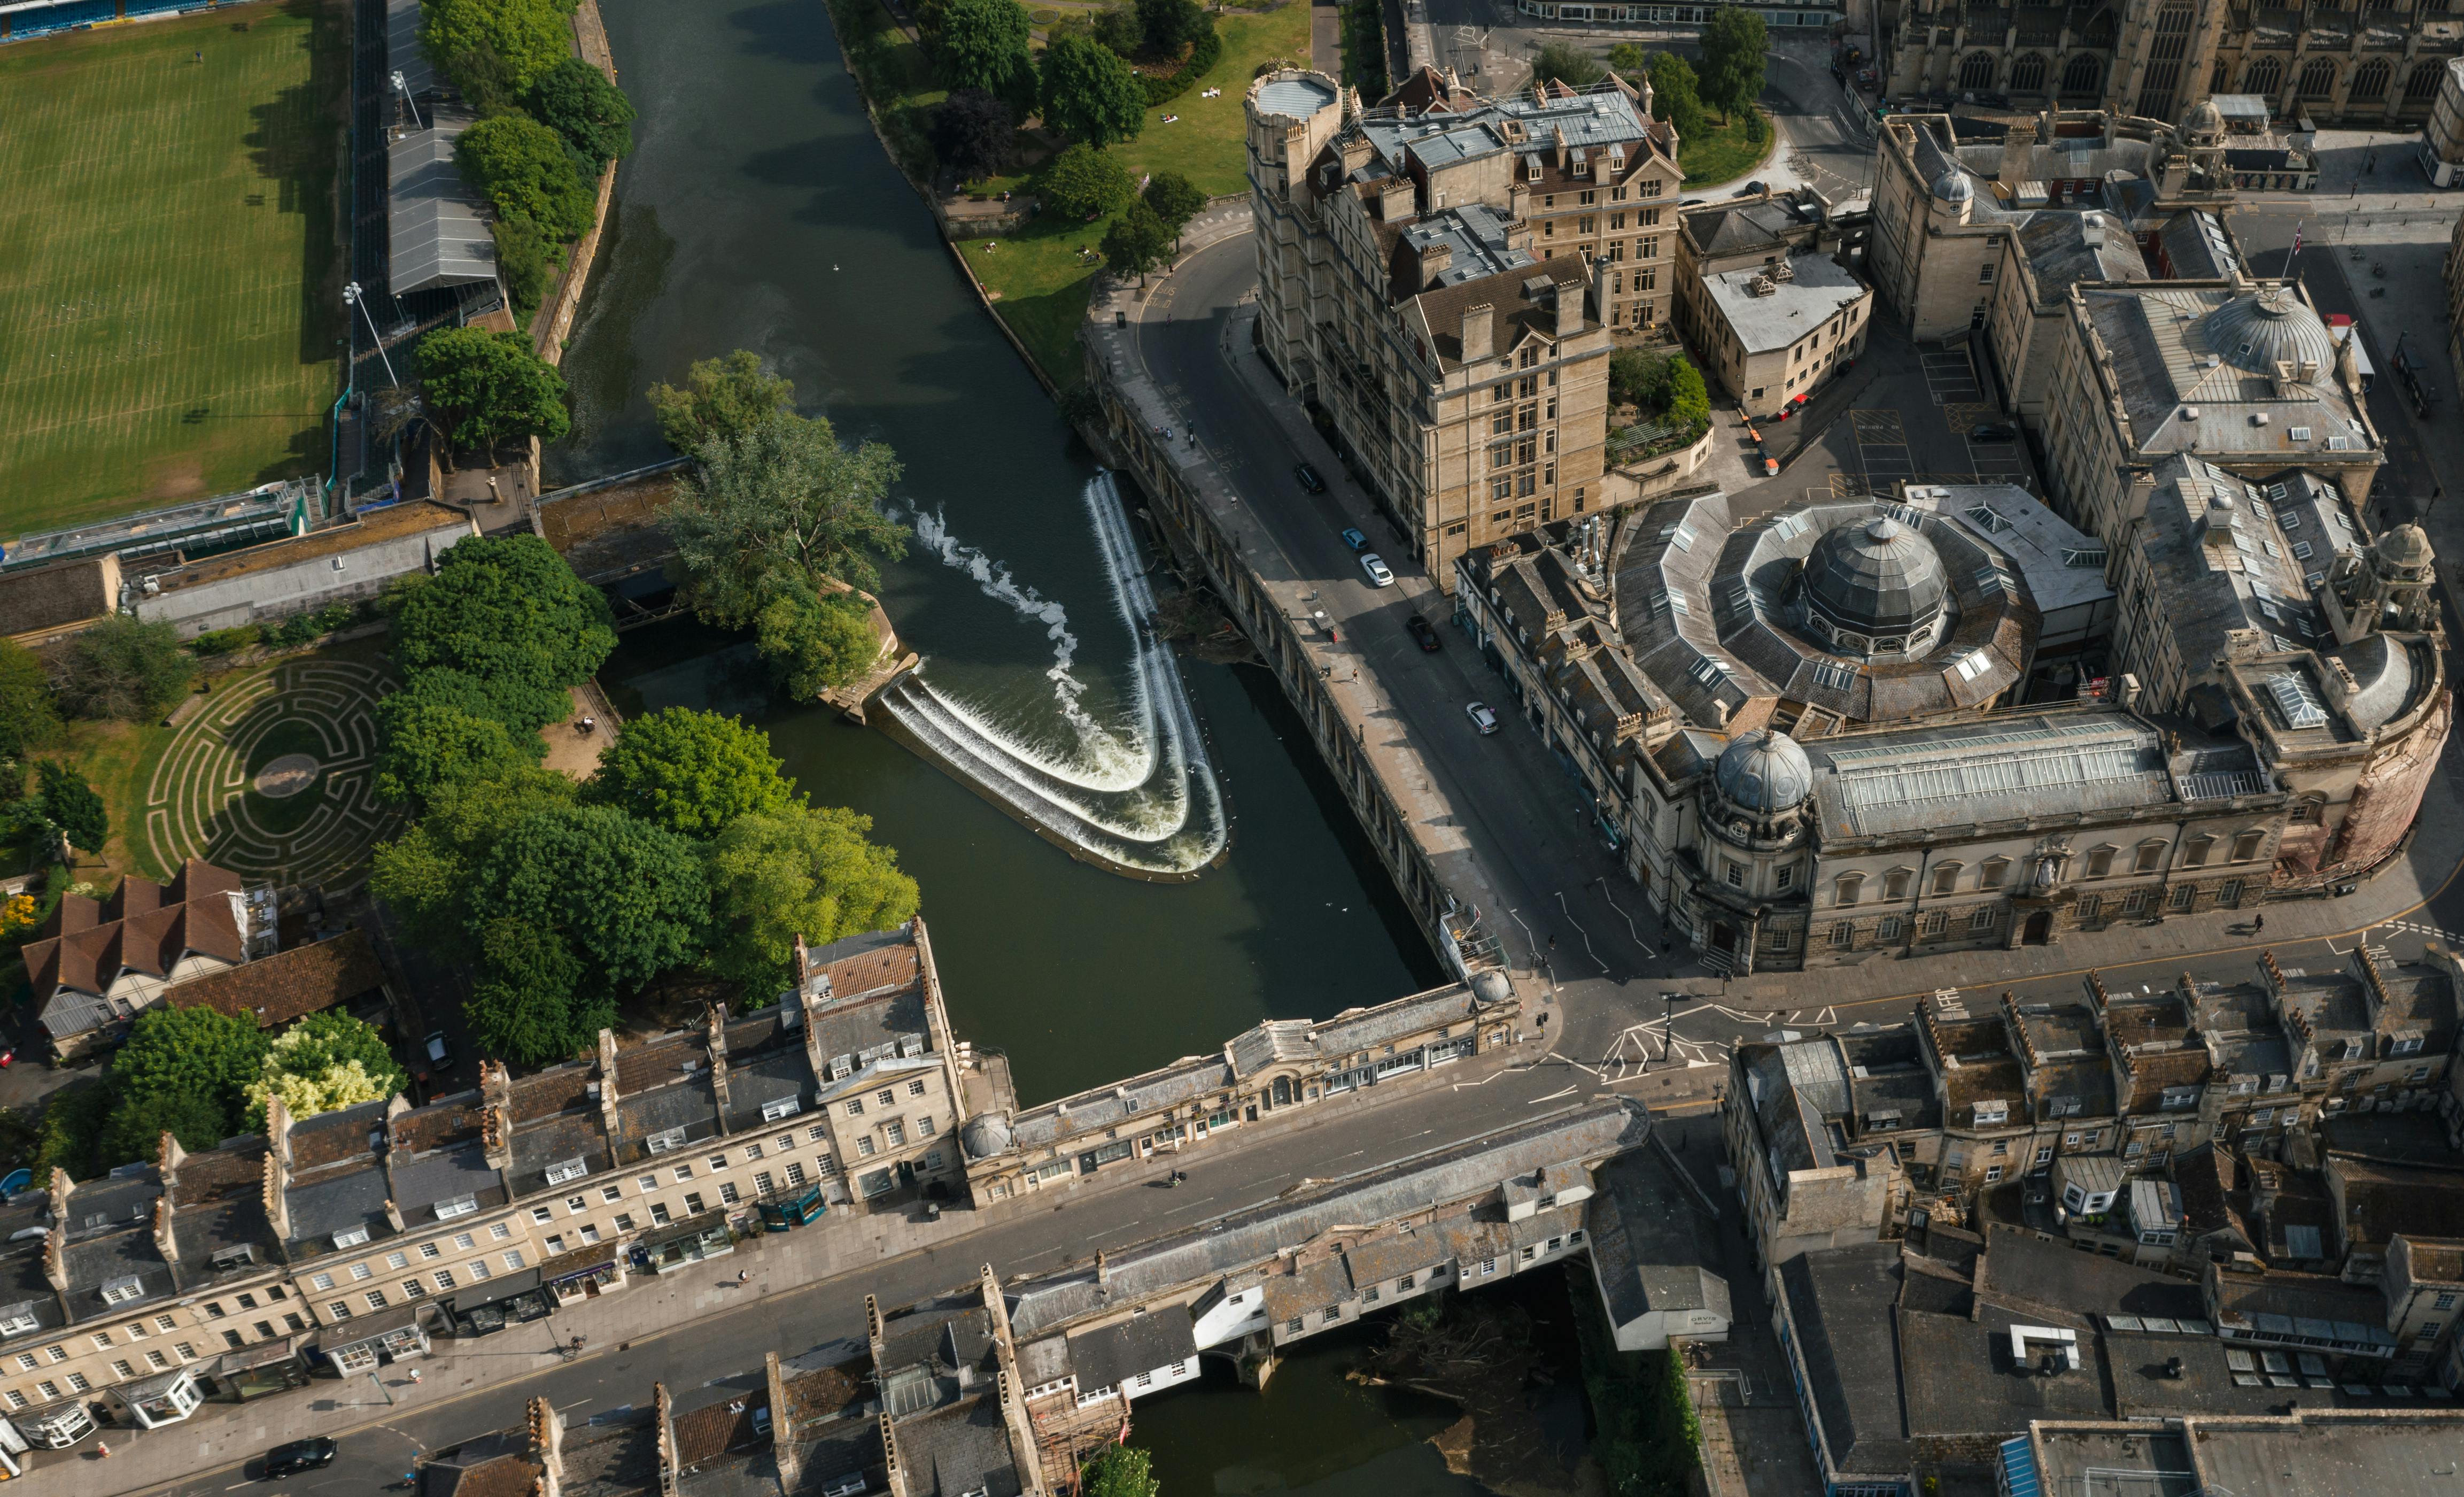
[529,1394,566,1497]
[1460,304,1494,363]
[1999,119,2037,191]
[1554,278,1582,337]
[766,1352,800,1487]
[706,1004,732,1122]
[598,1030,623,1138]
[655,1382,680,1497]
[152,1195,179,1264]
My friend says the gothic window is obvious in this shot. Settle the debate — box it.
[1960,52,1998,90]
[2297,58,2337,99]
[2243,57,2282,97]
[2010,53,2047,93]
[2060,53,2102,98]
[2211,58,2228,92]
[2407,60,2445,101]
[2350,59,2390,100]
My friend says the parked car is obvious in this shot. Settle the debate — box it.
[1339,526,1368,551]
[1734,180,1767,197]
[1466,701,1500,735]
[1405,614,1441,651]
[264,1438,338,1478]
[1293,462,1327,493]
[1969,423,2016,442]
[423,1031,453,1072]
[1359,552,1396,588]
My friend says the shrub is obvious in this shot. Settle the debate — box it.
[57,616,195,722]
[455,114,597,242]
[1139,22,1222,106]
[420,0,573,92]
[1040,141,1136,219]
[187,625,261,658]
[493,210,559,316]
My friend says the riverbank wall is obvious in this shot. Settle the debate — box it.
[531,0,621,365]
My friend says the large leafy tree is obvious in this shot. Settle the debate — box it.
[585,707,796,837]
[56,616,195,722]
[34,761,109,857]
[1532,40,1604,90]
[933,89,1017,181]
[103,1007,269,1159]
[372,766,577,946]
[1081,1446,1160,1497]
[467,917,606,1067]
[388,534,615,721]
[374,696,543,808]
[1141,171,1207,250]
[469,804,708,992]
[1040,34,1147,148]
[414,327,574,452]
[1647,51,1706,140]
[939,0,1036,111]
[245,1013,409,1131]
[526,57,636,171]
[0,640,60,768]
[1696,8,1767,121]
[454,114,597,241]
[1133,0,1206,55]
[754,579,884,697]
[647,350,797,459]
[1100,200,1173,285]
[702,806,919,996]
[420,0,574,91]
[1040,141,1136,220]
[667,411,908,618]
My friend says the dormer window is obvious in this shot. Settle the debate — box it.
[762,1096,802,1122]
[645,1127,689,1154]
[432,1195,478,1221]
[100,1276,145,1306]
[1526,157,1543,182]
[1973,1100,2010,1125]
[0,1303,42,1337]
[332,1226,371,1249]
[2160,1085,2199,1111]
[544,1158,590,1186]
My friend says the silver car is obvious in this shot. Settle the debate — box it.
[1466,701,1500,735]
[1359,552,1396,587]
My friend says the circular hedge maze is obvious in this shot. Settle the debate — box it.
[141,659,400,890]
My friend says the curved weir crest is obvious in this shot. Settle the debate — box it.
[880,473,1229,878]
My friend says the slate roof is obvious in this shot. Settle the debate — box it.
[1066,1307,1197,1393]
[1260,1255,1354,1324]
[2074,283,2375,464]
[1777,1243,1912,1475]
[1974,1225,2206,1325]
[1587,1149,1729,1331]
[390,1140,506,1227]
[1899,1303,2114,1436]
[1410,261,1592,371]
[0,555,113,637]
[2326,1155,2464,1250]
[889,1396,1020,1497]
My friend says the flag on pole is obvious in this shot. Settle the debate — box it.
[2290,222,2303,264]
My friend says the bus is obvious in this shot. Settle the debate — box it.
[757,1183,827,1231]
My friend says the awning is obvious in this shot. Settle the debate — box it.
[323,1303,426,1348]
[214,1336,301,1373]
[538,1245,619,1285]
[638,1210,731,1253]
[447,1268,543,1313]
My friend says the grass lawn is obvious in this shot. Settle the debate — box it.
[1678,107,1777,188]
[0,0,348,538]
[964,0,1310,388]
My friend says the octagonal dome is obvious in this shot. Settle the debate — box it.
[1801,515,1950,647]
[2375,522,2432,574]
[961,1113,1013,1160]
[2183,98,2224,140]
[2203,285,2335,377]
[1932,169,1975,204]
[1715,729,1813,815]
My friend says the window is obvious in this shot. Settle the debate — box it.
[742,1143,764,1162]
[857,1137,876,1157]
[452,1233,475,1252]
[332,1225,370,1249]
[1776,865,1795,891]
[602,1185,624,1203]
[1835,873,1864,906]
[638,1175,658,1192]
[174,1343,196,1361]
[2134,842,2165,874]
[350,1263,373,1282]
[918,1116,936,1137]
[1884,869,1912,899]
[1920,910,1947,936]
[2087,846,2114,878]
[35,1383,56,1402]
[786,1162,809,1187]
[545,1158,590,1186]
[650,1202,672,1226]
[614,1214,634,1233]
[385,1252,409,1270]
[3,1392,22,1410]
[1932,863,1963,896]
[112,1360,135,1379]
[154,1316,176,1333]
[1970,908,1995,931]
[2232,830,2265,861]
[567,1197,587,1214]
[309,1274,335,1293]
[2167,883,2196,912]
[502,1251,525,1271]
[1979,858,2009,889]
[685,1193,707,1216]
[645,1127,689,1154]
[671,1163,694,1183]
[433,1195,478,1221]
[43,1347,64,1363]
[755,1171,776,1195]
[907,1078,927,1098]
[65,1372,90,1392]
[2034,1146,2054,1165]
[720,1182,741,1206]
[1878,916,1904,940]
[100,1277,145,1306]
[1831,922,1854,948]
[2184,836,2214,868]
[1724,861,1744,888]
[761,1095,801,1122]
[876,1090,896,1107]
[365,1291,388,1311]
[844,1098,865,1117]
[433,1271,456,1292]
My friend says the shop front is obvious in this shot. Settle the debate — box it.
[314,1305,434,1373]
[443,1269,553,1337]
[11,1400,90,1451]
[756,1181,826,1231]
[539,1245,624,1305]
[102,1366,204,1430]
[629,1210,734,1274]
[201,1337,311,1402]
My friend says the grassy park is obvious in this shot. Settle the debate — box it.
[1677,107,1777,188]
[0,0,347,536]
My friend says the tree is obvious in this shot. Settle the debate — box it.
[1142,169,1206,248]
[469,804,708,992]
[703,805,919,995]
[1100,200,1173,284]
[372,765,576,945]
[106,1006,268,1158]
[57,615,195,722]
[586,707,796,837]
[1532,40,1605,90]
[445,40,525,117]
[666,411,908,614]
[1134,0,1207,56]
[1040,33,1147,148]
[466,917,607,1068]
[389,534,614,711]
[420,0,574,91]
[1696,7,1768,121]
[245,1013,409,1131]
[752,581,884,697]
[938,0,1036,110]
[1040,141,1137,219]
[492,211,557,315]
[1081,1446,1160,1497]
[1608,346,1660,407]
[1090,2,1142,56]
[1606,41,1647,76]
[1662,354,1711,426]
[1647,51,1705,140]
[381,662,572,739]
[0,639,61,768]
[35,761,108,856]
[455,113,598,242]
[374,697,542,807]
[526,57,636,171]
[932,89,1018,181]
[414,326,574,451]
[34,1083,112,1181]
[647,350,799,458]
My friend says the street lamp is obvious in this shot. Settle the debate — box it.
[390,68,424,130]
[344,283,399,386]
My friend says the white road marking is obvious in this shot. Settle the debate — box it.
[1530,1085,1579,1103]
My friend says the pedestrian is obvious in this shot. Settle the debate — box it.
[96,1442,110,1459]
[2253,913,2266,936]
[408,1367,423,1384]
[1547,933,1558,950]
[193,48,202,62]
[738,1267,750,1283]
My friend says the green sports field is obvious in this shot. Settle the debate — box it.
[0,0,347,537]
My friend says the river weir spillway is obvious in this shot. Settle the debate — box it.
[872,472,1230,882]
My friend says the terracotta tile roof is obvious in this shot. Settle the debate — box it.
[782,1362,865,1425]
[614,1035,704,1097]
[820,940,920,1001]
[24,862,245,1000]
[164,930,384,1029]
[671,1398,761,1467]
[289,1101,388,1170]
[171,1139,267,1209]
[510,1065,596,1123]
[391,1097,483,1155]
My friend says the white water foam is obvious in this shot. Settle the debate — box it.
[884,474,1227,875]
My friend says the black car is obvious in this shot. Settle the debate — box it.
[1969,423,2016,442]
[1733,180,1767,197]
[265,1437,338,1478]
[1293,462,1327,494]
[1405,614,1442,652]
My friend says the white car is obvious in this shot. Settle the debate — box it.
[1466,701,1500,735]
[1359,552,1396,587]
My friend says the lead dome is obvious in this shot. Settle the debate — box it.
[961,1113,1012,1160]
[1802,515,1950,651]
[2202,285,2335,377]
[1715,729,1814,815]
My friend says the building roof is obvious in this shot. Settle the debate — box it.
[2016,209,2149,306]
[1587,1149,1730,1331]
[1066,1307,1197,1393]
[0,555,112,637]
[1804,712,2176,839]
[141,500,471,596]
[2074,282,2376,466]
[1777,1242,1912,1475]
[1701,253,1870,356]
[165,930,384,1028]
[890,1396,1021,1497]
[1899,483,2115,623]
[388,110,496,294]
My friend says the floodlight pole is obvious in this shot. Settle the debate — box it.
[345,283,399,386]
[390,70,424,130]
